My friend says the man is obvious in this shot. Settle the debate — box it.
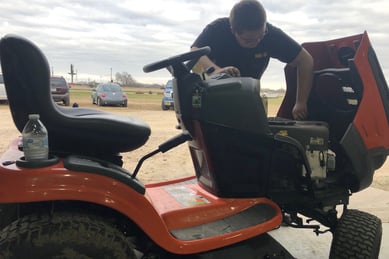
[191,0,313,120]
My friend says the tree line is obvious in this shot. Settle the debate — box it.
[115,72,136,86]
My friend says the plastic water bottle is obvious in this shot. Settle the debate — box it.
[22,114,49,161]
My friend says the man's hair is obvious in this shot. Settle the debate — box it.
[229,0,267,35]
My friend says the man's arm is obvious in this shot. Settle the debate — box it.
[288,47,314,120]
[191,46,241,77]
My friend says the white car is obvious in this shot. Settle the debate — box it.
[0,74,7,101]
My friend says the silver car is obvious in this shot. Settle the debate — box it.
[92,82,127,107]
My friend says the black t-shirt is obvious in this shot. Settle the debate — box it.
[192,18,302,79]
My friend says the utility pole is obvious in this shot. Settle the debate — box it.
[68,64,77,83]
[110,67,113,82]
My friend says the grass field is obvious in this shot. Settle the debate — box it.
[69,85,165,108]
[70,85,161,97]
[69,84,284,112]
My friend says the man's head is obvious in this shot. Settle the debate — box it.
[230,0,267,48]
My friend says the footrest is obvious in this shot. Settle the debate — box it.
[146,178,282,241]
[170,202,277,241]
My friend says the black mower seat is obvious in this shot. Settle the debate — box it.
[0,35,151,157]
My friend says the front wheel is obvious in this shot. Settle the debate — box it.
[330,209,382,259]
[0,212,137,259]
[162,100,169,110]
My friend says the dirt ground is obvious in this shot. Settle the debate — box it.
[0,100,388,191]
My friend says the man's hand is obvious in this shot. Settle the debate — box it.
[289,48,313,121]
[214,66,241,77]
[191,47,241,77]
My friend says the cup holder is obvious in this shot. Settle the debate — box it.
[16,155,59,168]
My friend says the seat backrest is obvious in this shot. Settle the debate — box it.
[0,35,151,159]
[0,35,55,132]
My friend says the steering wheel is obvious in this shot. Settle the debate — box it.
[143,46,211,73]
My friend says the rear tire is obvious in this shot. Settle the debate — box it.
[329,209,382,259]
[0,212,136,259]
[162,100,169,110]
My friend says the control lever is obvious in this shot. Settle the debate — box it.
[131,132,192,178]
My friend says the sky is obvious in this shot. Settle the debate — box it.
[1,0,389,89]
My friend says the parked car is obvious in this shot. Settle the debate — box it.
[0,74,7,102]
[161,79,174,110]
[92,82,127,107]
[50,76,70,106]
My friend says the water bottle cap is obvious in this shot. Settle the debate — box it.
[28,114,40,120]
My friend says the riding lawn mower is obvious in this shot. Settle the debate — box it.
[0,31,386,258]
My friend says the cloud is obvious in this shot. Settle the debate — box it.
[0,0,388,87]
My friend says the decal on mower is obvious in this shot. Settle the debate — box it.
[310,137,324,146]
[192,89,202,108]
[165,186,210,206]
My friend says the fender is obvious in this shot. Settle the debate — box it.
[0,138,282,254]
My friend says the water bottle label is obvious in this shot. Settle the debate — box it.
[23,136,49,160]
